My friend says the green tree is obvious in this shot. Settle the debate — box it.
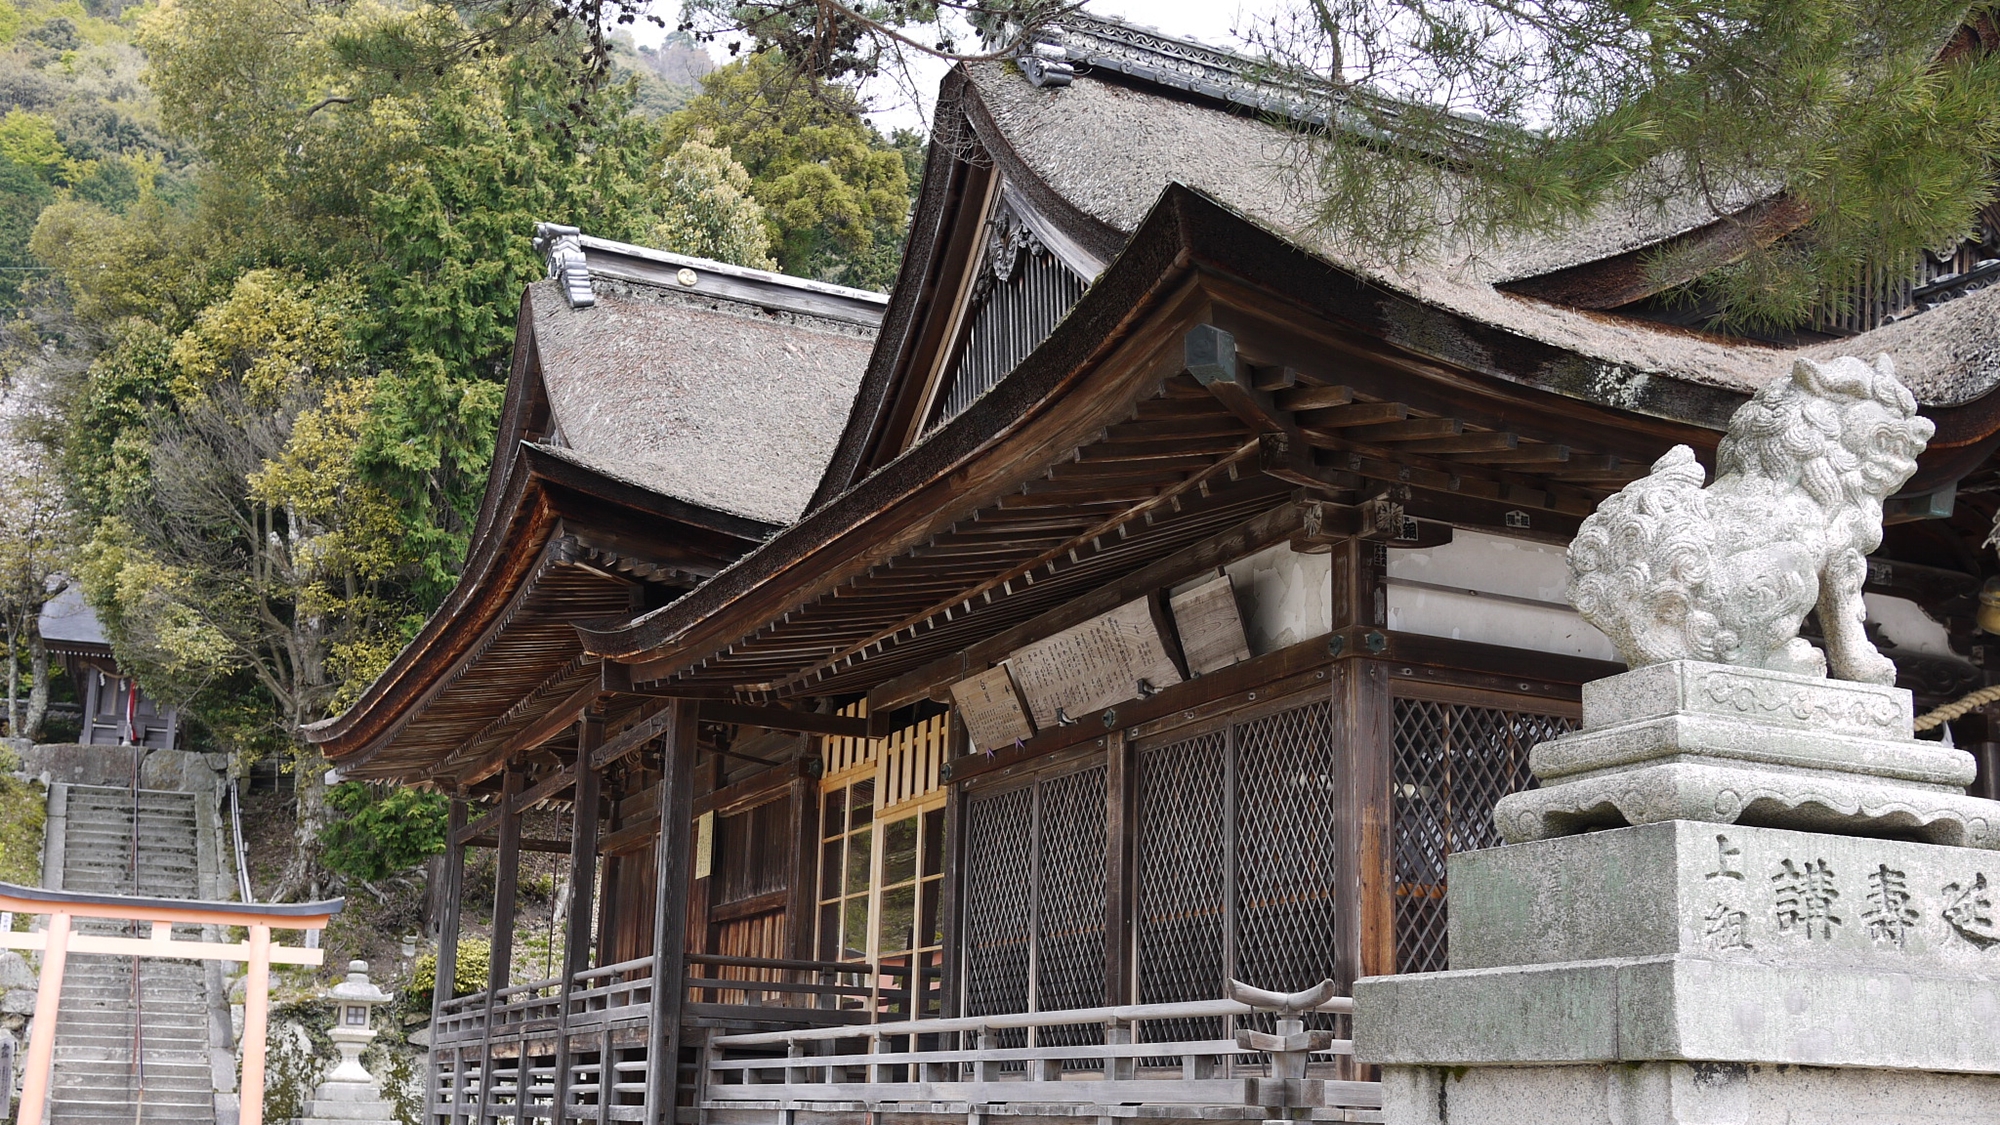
[319,781,450,883]
[666,51,911,287]
[650,131,775,268]
[1282,0,2000,329]
[29,0,676,897]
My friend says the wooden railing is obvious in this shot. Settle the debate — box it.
[700,987,1383,1123]
[434,953,906,1048]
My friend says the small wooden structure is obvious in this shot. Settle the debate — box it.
[0,881,339,1125]
[309,13,2000,1125]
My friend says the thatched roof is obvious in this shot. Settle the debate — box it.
[527,274,879,524]
[958,23,2000,409]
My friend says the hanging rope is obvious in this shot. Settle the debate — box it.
[1914,683,2000,732]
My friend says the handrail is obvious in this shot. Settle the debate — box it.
[227,777,254,904]
[686,951,910,977]
[709,994,1352,1047]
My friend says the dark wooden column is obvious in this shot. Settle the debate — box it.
[427,797,469,1125]
[476,769,522,1125]
[552,714,603,1125]
[785,744,819,961]
[937,717,969,1019]
[1331,659,1395,986]
[1102,728,1136,1006]
[489,768,524,992]
[644,701,699,1125]
[1328,535,1395,986]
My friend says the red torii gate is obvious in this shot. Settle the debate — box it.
[0,881,342,1125]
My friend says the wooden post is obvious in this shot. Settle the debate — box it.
[1101,729,1135,1006]
[241,922,273,1125]
[785,756,817,962]
[643,701,699,1125]
[553,718,603,1125]
[16,909,69,1125]
[937,718,968,1020]
[477,770,524,1125]
[429,798,469,1125]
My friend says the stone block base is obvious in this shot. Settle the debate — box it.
[1382,1061,2000,1125]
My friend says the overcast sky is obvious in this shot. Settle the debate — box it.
[637,1,1294,134]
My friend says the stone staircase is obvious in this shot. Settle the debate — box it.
[47,784,220,1125]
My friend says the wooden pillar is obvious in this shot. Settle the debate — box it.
[429,798,469,1125]
[643,701,699,1125]
[490,769,524,992]
[477,770,523,1125]
[936,718,968,1019]
[1331,659,1395,987]
[785,751,818,962]
[553,717,604,1125]
[1101,728,1135,1006]
[16,909,69,1125]
[241,922,273,1125]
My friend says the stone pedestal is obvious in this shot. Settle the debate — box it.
[1355,661,2000,1124]
[294,1077,401,1125]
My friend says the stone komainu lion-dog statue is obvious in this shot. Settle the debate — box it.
[1569,355,1932,685]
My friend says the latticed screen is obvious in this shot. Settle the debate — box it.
[1235,704,1341,996]
[961,762,1108,1038]
[962,784,1034,1022]
[1133,700,1337,1035]
[1391,698,1574,974]
[1134,730,1226,1041]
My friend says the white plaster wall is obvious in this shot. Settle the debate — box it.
[1220,542,1333,656]
[1863,592,1957,658]
[1385,530,1618,663]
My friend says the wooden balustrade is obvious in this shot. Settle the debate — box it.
[701,991,1384,1124]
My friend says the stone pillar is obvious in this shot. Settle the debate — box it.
[1355,659,2000,1124]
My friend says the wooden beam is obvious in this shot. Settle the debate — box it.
[939,632,1339,788]
[460,836,573,853]
[589,703,675,770]
[1185,324,1296,436]
[1275,384,1354,412]
[1297,402,1408,430]
[698,701,868,738]
[1344,418,1461,444]
[1394,432,1518,455]
[1260,433,1364,493]
[1451,444,1570,465]
[452,681,603,788]
[870,501,1310,711]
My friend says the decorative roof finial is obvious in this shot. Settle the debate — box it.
[533,222,596,309]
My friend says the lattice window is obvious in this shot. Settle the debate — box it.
[1135,731,1226,1041]
[960,762,1108,1042]
[1391,698,1574,974]
[1035,767,1108,1050]
[1235,703,1340,998]
[962,784,1036,1024]
[1133,701,1339,1038]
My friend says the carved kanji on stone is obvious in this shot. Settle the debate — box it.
[1702,902,1753,951]
[1773,858,1841,940]
[1943,873,2000,950]
[1705,834,1744,881]
[1862,864,1918,948]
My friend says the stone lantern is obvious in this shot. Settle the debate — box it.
[326,960,391,1082]
[293,961,398,1125]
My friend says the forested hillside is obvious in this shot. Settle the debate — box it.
[0,0,919,897]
